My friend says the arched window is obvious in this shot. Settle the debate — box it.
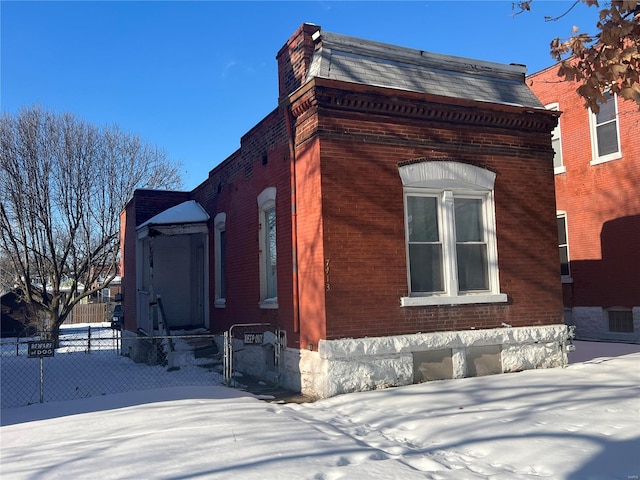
[213,212,226,307]
[258,187,278,308]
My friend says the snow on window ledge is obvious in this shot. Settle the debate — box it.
[214,298,226,308]
[401,293,508,307]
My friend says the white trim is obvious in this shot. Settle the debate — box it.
[137,223,208,240]
[545,103,564,174]
[399,161,504,306]
[257,187,277,209]
[399,161,496,190]
[259,298,279,309]
[556,211,570,278]
[213,212,226,307]
[589,93,622,165]
[258,187,278,306]
[401,293,507,306]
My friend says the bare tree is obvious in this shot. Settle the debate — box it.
[0,105,182,341]
[515,0,640,112]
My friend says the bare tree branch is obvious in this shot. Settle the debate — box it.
[0,104,183,341]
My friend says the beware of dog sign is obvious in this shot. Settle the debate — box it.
[28,341,55,358]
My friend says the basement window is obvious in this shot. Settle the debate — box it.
[608,309,634,333]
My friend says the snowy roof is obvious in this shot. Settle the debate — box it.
[307,30,543,109]
[137,200,209,229]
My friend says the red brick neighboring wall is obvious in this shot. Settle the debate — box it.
[528,64,640,309]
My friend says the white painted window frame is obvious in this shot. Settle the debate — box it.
[546,103,565,174]
[258,187,278,309]
[589,92,622,165]
[556,211,572,283]
[213,212,226,308]
[399,161,507,307]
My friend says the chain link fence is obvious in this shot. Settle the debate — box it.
[1,324,224,409]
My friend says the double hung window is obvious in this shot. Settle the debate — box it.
[557,213,570,278]
[545,103,564,174]
[400,161,506,306]
[590,92,621,164]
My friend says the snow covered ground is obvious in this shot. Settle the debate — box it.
[1,341,639,479]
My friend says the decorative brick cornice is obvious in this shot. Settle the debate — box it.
[289,82,557,133]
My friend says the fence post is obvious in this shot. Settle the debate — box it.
[87,325,92,353]
[39,357,45,403]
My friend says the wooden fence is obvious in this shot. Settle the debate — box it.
[67,303,109,324]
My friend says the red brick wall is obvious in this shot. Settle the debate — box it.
[122,28,565,351]
[191,109,298,341]
[294,136,327,349]
[276,23,320,101]
[308,100,563,343]
[528,65,640,309]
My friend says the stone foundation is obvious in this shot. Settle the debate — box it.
[568,307,640,343]
[287,325,569,399]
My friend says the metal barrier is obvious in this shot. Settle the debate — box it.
[223,323,285,387]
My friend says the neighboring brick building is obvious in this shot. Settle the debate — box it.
[121,25,568,398]
[528,65,640,343]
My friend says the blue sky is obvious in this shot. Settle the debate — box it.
[2,1,597,190]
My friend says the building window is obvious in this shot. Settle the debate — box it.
[214,212,226,307]
[608,309,634,333]
[258,187,277,308]
[546,103,564,174]
[399,161,506,307]
[590,92,621,164]
[557,212,570,278]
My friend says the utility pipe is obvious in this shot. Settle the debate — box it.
[284,106,300,333]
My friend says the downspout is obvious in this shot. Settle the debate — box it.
[284,106,300,333]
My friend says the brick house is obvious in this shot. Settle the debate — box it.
[528,64,640,343]
[120,24,568,398]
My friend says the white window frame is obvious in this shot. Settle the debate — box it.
[557,211,572,283]
[213,212,226,308]
[399,161,507,307]
[546,103,565,174]
[589,92,622,165]
[258,187,278,309]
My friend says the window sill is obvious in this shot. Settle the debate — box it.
[401,293,508,307]
[561,276,573,284]
[259,298,279,309]
[554,166,566,175]
[590,153,622,166]
[214,298,226,309]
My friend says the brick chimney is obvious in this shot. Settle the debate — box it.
[276,23,321,101]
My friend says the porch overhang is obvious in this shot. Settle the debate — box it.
[137,222,208,240]
[136,200,210,239]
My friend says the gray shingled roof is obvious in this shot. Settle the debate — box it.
[306,30,543,109]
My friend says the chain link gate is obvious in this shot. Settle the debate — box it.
[223,323,285,387]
